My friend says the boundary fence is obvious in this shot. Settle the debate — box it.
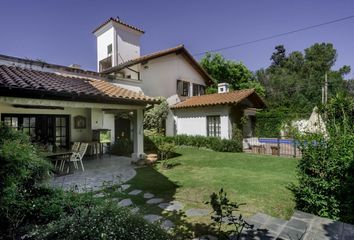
[243,137,302,158]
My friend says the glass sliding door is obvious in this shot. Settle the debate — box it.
[1,114,70,149]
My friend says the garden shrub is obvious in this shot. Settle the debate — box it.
[0,124,51,239]
[145,134,242,153]
[157,142,176,160]
[291,94,354,223]
[144,97,169,134]
[30,202,171,240]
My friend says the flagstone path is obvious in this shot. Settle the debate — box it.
[51,159,354,239]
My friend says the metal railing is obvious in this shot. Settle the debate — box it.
[243,137,302,158]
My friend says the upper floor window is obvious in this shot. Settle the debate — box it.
[177,80,190,97]
[107,44,112,56]
[193,84,206,96]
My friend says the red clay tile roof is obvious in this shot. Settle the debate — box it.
[0,65,158,105]
[93,17,145,34]
[101,45,214,85]
[171,89,265,109]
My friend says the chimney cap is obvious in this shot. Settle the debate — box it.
[218,82,229,93]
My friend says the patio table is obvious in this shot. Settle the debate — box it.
[44,150,73,174]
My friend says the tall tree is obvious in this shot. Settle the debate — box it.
[270,45,286,67]
[257,43,350,115]
[200,53,264,95]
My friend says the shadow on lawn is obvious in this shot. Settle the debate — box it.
[126,166,276,239]
[126,165,215,238]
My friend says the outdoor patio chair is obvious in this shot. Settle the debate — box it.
[57,142,81,170]
[72,142,81,152]
[68,143,88,172]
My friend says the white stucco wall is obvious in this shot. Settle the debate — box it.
[139,53,208,136]
[140,53,206,103]
[173,106,231,139]
[116,26,141,64]
[96,26,114,70]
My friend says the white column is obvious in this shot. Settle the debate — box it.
[220,115,230,139]
[131,108,145,161]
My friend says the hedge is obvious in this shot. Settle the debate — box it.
[145,134,242,153]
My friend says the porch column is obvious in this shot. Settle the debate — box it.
[131,108,145,161]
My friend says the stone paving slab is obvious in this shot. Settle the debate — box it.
[286,218,309,232]
[245,211,354,240]
[158,201,184,212]
[143,192,154,199]
[50,156,136,192]
[146,198,164,204]
[143,214,162,223]
[185,208,210,217]
[160,219,175,230]
[120,184,130,191]
[248,212,270,225]
[292,210,315,222]
[343,223,354,240]
[128,189,142,195]
[278,226,306,240]
[118,198,133,207]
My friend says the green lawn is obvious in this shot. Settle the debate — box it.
[128,147,297,220]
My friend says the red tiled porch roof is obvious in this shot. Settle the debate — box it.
[0,65,158,105]
[171,89,265,109]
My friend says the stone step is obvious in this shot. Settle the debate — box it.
[246,211,354,240]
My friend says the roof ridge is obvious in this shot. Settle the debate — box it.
[117,44,185,65]
[171,88,263,109]
[189,88,255,98]
[100,45,214,85]
[0,53,99,76]
[93,17,145,34]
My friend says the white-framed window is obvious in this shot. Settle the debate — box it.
[207,116,221,137]
[177,80,190,96]
[193,84,206,96]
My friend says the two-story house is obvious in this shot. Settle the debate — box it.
[0,17,265,160]
[93,17,265,139]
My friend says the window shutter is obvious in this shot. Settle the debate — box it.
[177,80,182,95]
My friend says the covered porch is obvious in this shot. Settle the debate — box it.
[0,96,145,161]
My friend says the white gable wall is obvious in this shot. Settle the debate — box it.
[139,53,207,136]
[116,26,141,64]
[173,106,231,139]
[140,53,206,104]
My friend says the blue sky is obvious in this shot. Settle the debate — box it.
[0,0,353,77]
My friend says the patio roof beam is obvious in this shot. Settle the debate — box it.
[0,97,146,110]
[12,104,64,110]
